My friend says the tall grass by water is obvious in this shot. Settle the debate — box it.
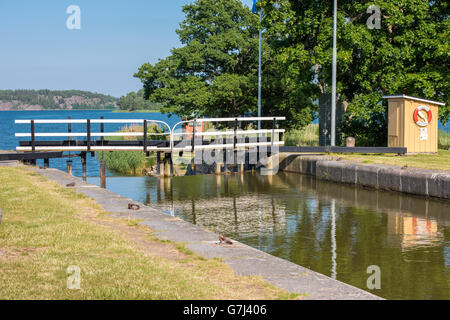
[285,124,319,146]
[96,124,163,175]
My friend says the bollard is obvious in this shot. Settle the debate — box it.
[67,160,73,175]
[100,160,106,189]
[346,137,356,147]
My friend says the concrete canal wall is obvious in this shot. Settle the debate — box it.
[277,154,450,200]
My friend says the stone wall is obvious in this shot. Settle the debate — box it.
[277,153,450,200]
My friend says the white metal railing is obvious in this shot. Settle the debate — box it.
[170,117,285,151]
[15,117,285,152]
[15,119,172,152]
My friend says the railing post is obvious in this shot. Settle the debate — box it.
[234,118,238,170]
[191,119,196,152]
[143,119,148,153]
[100,116,104,144]
[86,119,91,152]
[214,121,222,175]
[272,117,276,148]
[31,120,35,153]
[68,116,72,147]
[191,119,197,175]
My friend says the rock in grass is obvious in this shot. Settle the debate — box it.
[66,182,76,187]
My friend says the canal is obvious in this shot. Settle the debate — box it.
[87,172,450,300]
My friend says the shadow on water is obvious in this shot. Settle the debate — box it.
[87,171,450,300]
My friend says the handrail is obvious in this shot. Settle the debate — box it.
[15,117,285,153]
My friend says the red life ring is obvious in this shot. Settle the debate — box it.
[413,106,432,127]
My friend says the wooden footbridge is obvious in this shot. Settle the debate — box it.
[2,115,406,182]
[8,116,286,179]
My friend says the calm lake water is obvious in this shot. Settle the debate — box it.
[87,173,450,300]
[0,110,180,176]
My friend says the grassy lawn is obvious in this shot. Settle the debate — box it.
[0,166,296,300]
[336,150,450,171]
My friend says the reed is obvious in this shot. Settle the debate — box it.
[285,124,319,147]
[96,124,163,175]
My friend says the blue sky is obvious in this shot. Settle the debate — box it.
[0,0,254,97]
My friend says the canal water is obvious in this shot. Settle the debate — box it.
[87,172,450,300]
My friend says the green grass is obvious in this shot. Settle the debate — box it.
[0,166,298,300]
[337,150,450,171]
[285,124,319,147]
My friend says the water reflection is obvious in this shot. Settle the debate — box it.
[87,172,450,300]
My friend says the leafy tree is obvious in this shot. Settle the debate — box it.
[134,0,315,129]
[260,0,449,146]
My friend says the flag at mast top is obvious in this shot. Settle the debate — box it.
[252,0,258,14]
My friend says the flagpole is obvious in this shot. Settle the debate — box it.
[331,0,337,146]
[258,10,262,130]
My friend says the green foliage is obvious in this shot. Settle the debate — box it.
[285,124,319,146]
[260,0,449,145]
[439,130,450,149]
[118,89,163,112]
[134,0,314,129]
[0,89,118,109]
